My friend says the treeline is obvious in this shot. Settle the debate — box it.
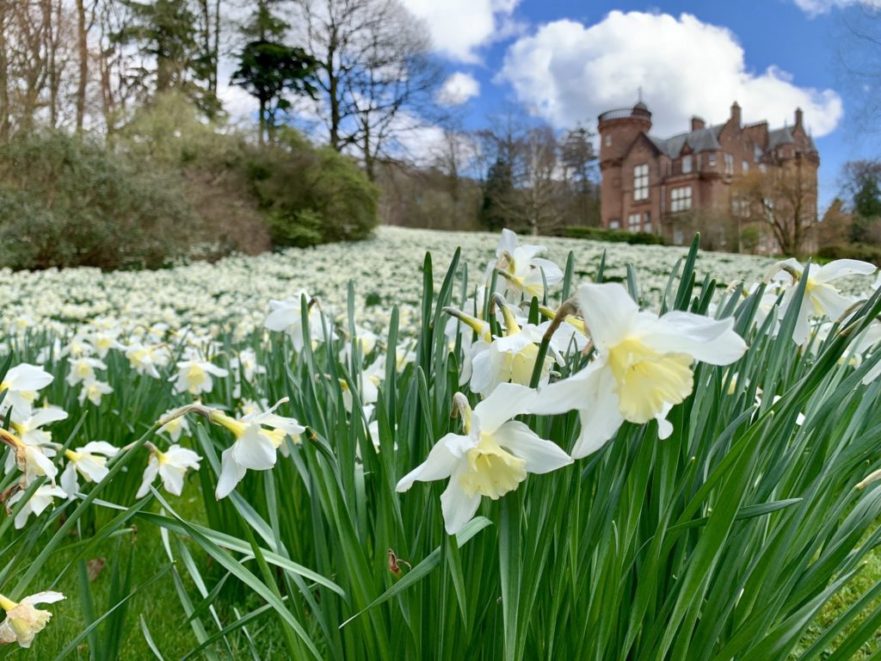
[0,0,418,269]
[0,0,604,270]
[816,160,881,264]
[380,121,601,234]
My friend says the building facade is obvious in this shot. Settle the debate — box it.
[597,101,819,251]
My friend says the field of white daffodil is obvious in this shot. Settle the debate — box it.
[1,226,881,658]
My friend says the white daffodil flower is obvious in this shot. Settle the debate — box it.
[396,384,572,535]
[264,292,335,351]
[79,381,113,407]
[125,343,169,379]
[0,429,58,485]
[532,283,747,458]
[0,364,53,419]
[171,360,229,396]
[10,406,67,447]
[211,403,305,499]
[60,441,119,498]
[136,444,202,498]
[158,411,191,442]
[493,229,564,300]
[7,484,67,529]
[0,591,64,648]
[469,299,557,397]
[65,357,106,387]
[340,357,384,412]
[92,329,122,358]
[4,406,67,479]
[232,348,266,384]
[771,258,876,345]
[339,326,379,363]
[445,304,493,386]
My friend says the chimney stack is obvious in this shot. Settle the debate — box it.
[795,107,803,128]
[691,116,705,131]
[730,101,741,127]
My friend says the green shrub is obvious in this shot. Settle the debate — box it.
[249,131,379,247]
[561,225,666,245]
[816,242,881,266]
[267,208,323,247]
[0,132,200,270]
[123,96,379,251]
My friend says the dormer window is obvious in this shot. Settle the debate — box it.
[633,164,649,201]
[682,155,693,174]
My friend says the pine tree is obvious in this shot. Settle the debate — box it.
[232,0,317,145]
[115,0,211,110]
[480,157,515,232]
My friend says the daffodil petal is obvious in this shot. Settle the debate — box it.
[493,421,572,474]
[576,283,639,349]
[396,433,462,492]
[440,475,482,535]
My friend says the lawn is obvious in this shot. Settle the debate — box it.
[1,227,880,659]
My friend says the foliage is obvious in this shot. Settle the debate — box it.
[480,157,515,232]
[250,131,379,247]
[114,0,217,114]
[232,1,317,145]
[2,235,881,657]
[847,161,881,245]
[561,225,667,245]
[0,131,200,270]
[121,95,378,253]
[816,243,881,266]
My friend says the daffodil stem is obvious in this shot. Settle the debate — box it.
[529,338,551,390]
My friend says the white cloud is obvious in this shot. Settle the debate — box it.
[498,11,843,138]
[437,72,481,106]
[401,0,522,62]
[793,0,881,15]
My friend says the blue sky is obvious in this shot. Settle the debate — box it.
[400,0,880,208]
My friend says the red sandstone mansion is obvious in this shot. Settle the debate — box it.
[597,101,819,250]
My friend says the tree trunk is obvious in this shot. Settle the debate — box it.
[76,0,88,133]
[0,5,9,142]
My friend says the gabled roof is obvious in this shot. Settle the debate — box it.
[647,124,724,158]
[768,126,794,150]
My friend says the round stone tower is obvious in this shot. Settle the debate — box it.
[597,102,653,169]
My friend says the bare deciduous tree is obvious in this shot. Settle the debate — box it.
[734,157,818,255]
[293,0,442,180]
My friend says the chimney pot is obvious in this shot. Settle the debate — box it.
[730,101,741,127]
[691,116,705,131]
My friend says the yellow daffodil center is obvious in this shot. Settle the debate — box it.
[804,277,830,317]
[608,337,694,424]
[185,365,207,389]
[458,433,527,499]
[162,418,182,434]
[262,428,286,449]
[500,342,545,386]
[7,602,52,641]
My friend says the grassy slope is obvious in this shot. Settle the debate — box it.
[2,230,879,658]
